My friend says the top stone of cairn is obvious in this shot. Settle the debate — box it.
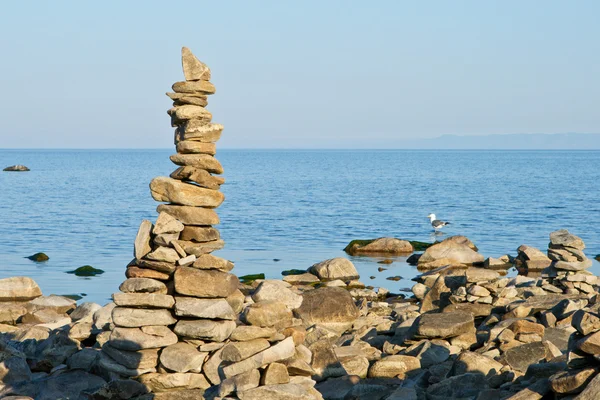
[181,47,211,81]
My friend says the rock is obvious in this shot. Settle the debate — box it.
[70,302,102,322]
[3,165,29,171]
[176,141,217,155]
[0,302,27,324]
[134,220,153,260]
[554,259,593,271]
[93,302,116,331]
[465,267,500,283]
[454,351,503,376]
[174,297,235,319]
[111,307,176,327]
[283,273,320,285]
[418,236,484,266]
[221,339,271,362]
[0,277,42,301]
[577,331,600,354]
[138,372,211,392]
[27,295,76,314]
[218,369,261,397]
[252,280,303,309]
[97,351,156,376]
[572,310,600,336]
[150,177,224,207]
[180,226,220,242]
[181,47,211,81]
[575,372,600,399]
[242,301,293,328]
[444,302,492,317]
[550,229,586,250]
[309,258,359,281]
[126,266,170,280]
[119,278,167,294]
[152,212,185,235]
[416,312,474,339]
[109,326,178,351]
[504,341,551,372]
[170,165,225,190]
[84,379,149,400]
[169,105,212,122]
[174,319,236,341]
[172,80,216,94]
[156,204,220,225]
[0,356,31,385]
[237,383,322,400]
[66,265,105,276]
[113,293,174,309]
[67,348,98,371]
[102,344,159,369]
[262,362,290,385]
[427,373,489,400]
[160,342,207,373]
[230,326,277,341]
[344,238,413,256]
[169,154,223,174]
[145,247,180,263]
[517,245,552,270]
[367,355,420,378]
[403,340,450,368]
[174,267,238,298]
[549,368,597,394]
[174,239,225,256]
[222,337,296,378]
[420,275,450,313]
[0,370,106,400]
[295,287,359,334]
[26,252,49,262]
[191,254,234,271]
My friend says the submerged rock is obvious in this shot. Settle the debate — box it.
[344,237,413,256]
[66,265,105,277]
[26,252,49,262]
[3,165,30,171]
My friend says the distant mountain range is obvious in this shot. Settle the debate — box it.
[399,133,600,150]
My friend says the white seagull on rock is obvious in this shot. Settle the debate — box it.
[427,213,450,231]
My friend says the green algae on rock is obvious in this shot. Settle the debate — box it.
[66,265,105,277]
[281,269,306,276]
[238,273,265,284]
[26,252,49,262]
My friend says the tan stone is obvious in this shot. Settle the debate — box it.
[181,47,211,81]
[219,369,261,397]
[174,266,238,298]
[261,362,290,385]
[160,342,208,373]
[169,154,223,175]
[222,337,296,378]
[102,344,159,369]
[113,293,175,309]
[0,277,42,301]
[136,259,177,274]
[175,239,225,255]
[109,326,178,351]
[180,226,220,243]
[174,297,236,320]
[112,307,176,328]
[150,177,224,208]
[174,319,236,342]
[126,266,170,281]
[176,141,216,155]
[192,254,234,271]
[295,287,359,334]
[169,105,212,122]
[230,326,277,341]
[242,301,293,328]
[153,212,185,235]
[157,204,220,225]
[172,80,216,94]
[146,247,180,263]
[309,258,359,281]
[170,166,224,190]
[134,220,153,260]
[138,372,211,392]
[368,355,420,378]
[221,339,271,362]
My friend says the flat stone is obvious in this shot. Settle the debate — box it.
[170,154,223,174]
[153,212,184,235]
[109,326,178,351]
[160,342,208,373]
[237,382,321,400]
[345,238,413,256]
[181,47,211,81]
[119,278,167,294]
[169,166,224,190]
[26,295,76,314]
[112,307,176,328]
[0,277,42,301]
[575,372,600,399]
[169,105,212,122]
[549,368,597,394]
[178,121,223,142]
[504,341,549,372]
[454,351,503,376]
[180,226,220,242]
[172,80,216,94]
[295,287,359,334]
[251,280,303,309]
[146,247,180,263]
[138,372,211,392]
[113,293,174,310]
[174,266,238,298]
[153,233,180,247]
[573,310,600,336]
[174,297,236,320]
[578,331,600,354]
[465,267,500,283]
[102,344,159,369]
[150,177,224,208]
[554,259,593,271]
[221,339,271,362]
[416,312,474,339]
[174,239,225,256]
[218,369,261,397]
[126,266,170,280]
[367,355,420,378]
[309,258,359,281]
[262,362,290,385]
[174,319,236,341]
[134,220,153,260]
[190,254,234,271]
[222,337,296,378]
[176,141,216,155]
[403,340,450,368]
[283,273,320,285]
[242,300,293,328]
[230,326,277,341]
[426,373,489,400]
[550,229,585,250]
[156,204,220,225]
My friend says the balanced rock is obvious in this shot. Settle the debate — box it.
[150,177,224,208]
[111,307,176,328]
[181,47,211,81]
[119,278,167,294]
[174,319,236,341]
[156,204,220,225]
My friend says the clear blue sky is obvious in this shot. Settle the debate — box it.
[1,1,598,148]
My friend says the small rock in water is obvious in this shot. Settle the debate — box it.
[66,265,105,277]
[273,259,281,262]
[3,164,30,171]
[27,252,49,262]
[370,276,376,279]
[281,269,306,276]
[378,259,394,264]
[386,276,402,281]
[378,267,387,272]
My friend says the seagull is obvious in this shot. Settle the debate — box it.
[427,213,450,231]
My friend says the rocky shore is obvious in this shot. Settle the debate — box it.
[2,49,600,400]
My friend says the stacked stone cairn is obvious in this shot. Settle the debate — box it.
[97,48,323,399]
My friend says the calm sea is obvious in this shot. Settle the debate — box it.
[1,149,599,305]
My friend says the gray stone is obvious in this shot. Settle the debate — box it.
[222,337,296,378]
[113,293,175,309]
[109,326,178,351]
[416,312,474,339]
[174,297,235,320]
[504,342,550,372]
[550,229,586,250]
[102,344,159,369]
[426,373,489,400]
[174,319,236,342]
[138,372,211,392]
[160,342,208,373]
[295,287,359,334]
[252,280,303,309]
[111,307,176,328]
[174,266,238,298]
[221,339,271,362]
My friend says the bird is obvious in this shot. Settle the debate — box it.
[427,213,450,231]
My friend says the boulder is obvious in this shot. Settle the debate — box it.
[418,236,484,266]
[174,266,238,298]
[295,287,359,334]
[251,280,303,309]
[454,351,503,376]
[0,277,42,301]
[504,341,551,372]
[344,238,413,256]
[309,258,359,281]
[242,301,293,328]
